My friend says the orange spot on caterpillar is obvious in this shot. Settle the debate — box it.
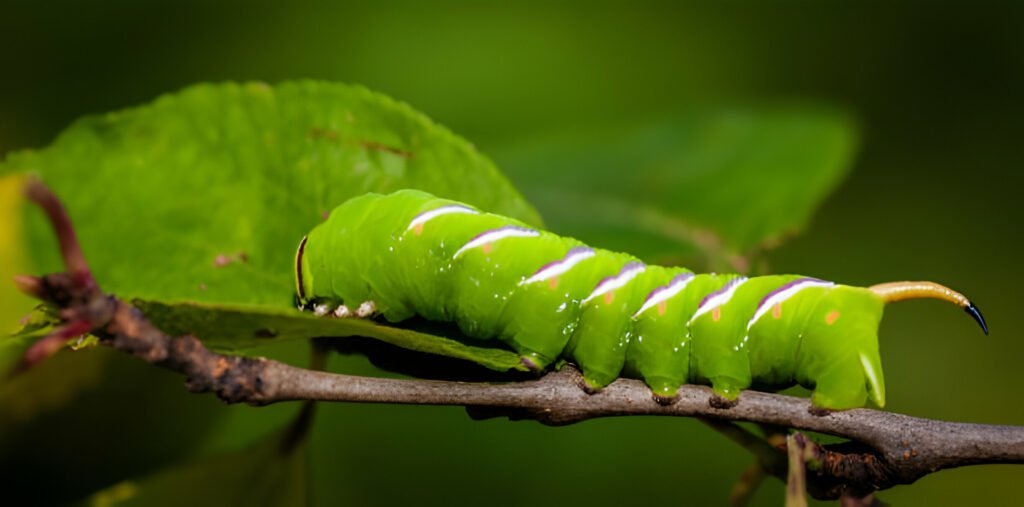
[712,307,722,322]
[603,292,615,305]
[826,310,840,325]
[414,223,424,236]
[772,303,782,319]
[548,277,559,290]
[482,243,493,255]
[657,301,667,316]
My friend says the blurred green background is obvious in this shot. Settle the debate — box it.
[1,1,1022,505]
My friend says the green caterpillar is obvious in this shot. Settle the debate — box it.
[295,190,987,409]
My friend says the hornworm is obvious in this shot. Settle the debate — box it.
[295,190,987,409]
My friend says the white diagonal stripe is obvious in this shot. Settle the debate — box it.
[688,277,748,325]
[453,226,539,259]
[745,279,834,331]
[632,274,695,318]
[407,204,478,231]
[582,263,646,304]
[520,247,596,286]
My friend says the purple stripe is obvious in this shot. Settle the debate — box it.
[529,246,594,278]
[753,277,829,313]
[621,261,645,273]
[588,261,644,295]
[595,261,644,286]
[567,245,594,257]
[642,272,695,305]
[466,225,535,243]
[698,277,744,308]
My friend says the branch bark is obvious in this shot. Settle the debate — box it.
[13,178,1024,501]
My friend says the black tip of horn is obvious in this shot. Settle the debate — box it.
[964,303,989,335]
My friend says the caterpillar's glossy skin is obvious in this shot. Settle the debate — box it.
[296,190,987,409]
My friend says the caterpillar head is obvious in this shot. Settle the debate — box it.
[294,235,314,309]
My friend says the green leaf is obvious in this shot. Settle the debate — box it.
[0,306,67,373]
[0,81,541,367]
[495,106,858,271]
[81,405,312,507]
[135,300,527,372]
[1,81,541,314]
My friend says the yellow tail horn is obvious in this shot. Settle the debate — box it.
[869,281,988,335]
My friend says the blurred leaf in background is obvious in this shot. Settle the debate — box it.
[82,404,313,507]
[496,106,857,272]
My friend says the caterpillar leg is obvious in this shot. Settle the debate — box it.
[518,351,554,372]
[303,300,350,317]
[692,351,752,404]
[578,365,622,393]
[644,376,685,403]
[355,300,377,318]
[566,330,628,392]
[563,306,633,392]
[808,361,869,410]
[709,376,747,401]
[307,301,377,319]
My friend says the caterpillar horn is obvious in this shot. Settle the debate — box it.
[869,281,988,335]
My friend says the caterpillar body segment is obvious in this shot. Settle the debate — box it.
[296,190,985,409]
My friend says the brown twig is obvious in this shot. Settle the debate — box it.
[729,462,767,507]
[13,178,1024,501]
[787,433,811,507]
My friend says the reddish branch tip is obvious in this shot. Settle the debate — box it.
[13,274,44,298]
[13,177,102,373]
[16,320,93,374]
[19,335,68,371]
[22,176,94,284]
